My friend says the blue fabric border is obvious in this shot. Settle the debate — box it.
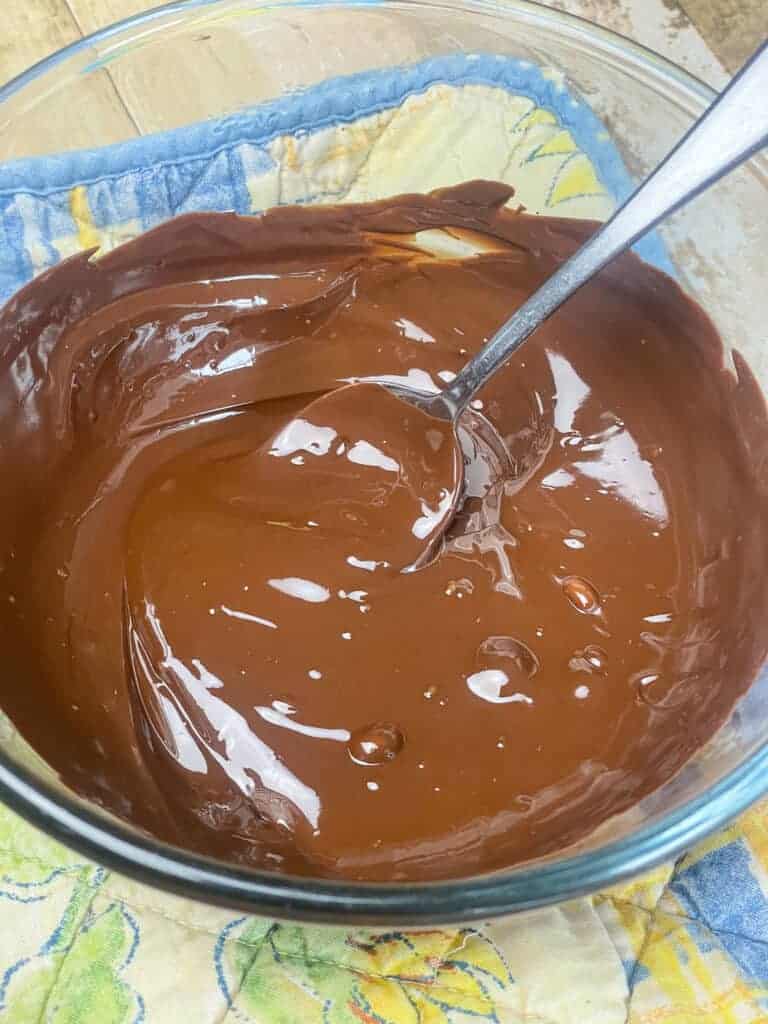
[0,53,671,269]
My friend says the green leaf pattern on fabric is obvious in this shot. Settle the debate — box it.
[0,802,144,1023]
[2,799,768,1023]
[39,902,143,1023]
[218,921,513,1023]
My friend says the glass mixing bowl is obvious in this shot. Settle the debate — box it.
[0,0,766,925]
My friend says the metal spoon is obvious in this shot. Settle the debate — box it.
[391,40,768,425]
[267,42,768,570]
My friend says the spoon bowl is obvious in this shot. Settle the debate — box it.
[258,381,464,572]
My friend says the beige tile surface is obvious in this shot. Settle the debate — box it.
[681,0,766,72]
[2,0,82,84]
[548,0,729,85]
[62,0,736,84]
[0,0,735,90]
[0,0,136,158]
[0,0,762,158]
[60,0,287,135]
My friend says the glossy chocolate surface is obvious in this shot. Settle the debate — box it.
[0,181,766,881]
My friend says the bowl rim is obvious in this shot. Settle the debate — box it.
[0,0,722,110]
[2,0,767,925]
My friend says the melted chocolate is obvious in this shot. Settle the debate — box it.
[0,181,766,881]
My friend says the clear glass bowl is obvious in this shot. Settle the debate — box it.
[0,0,766,924]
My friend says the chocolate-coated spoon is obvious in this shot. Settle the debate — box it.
[264,41,768,568]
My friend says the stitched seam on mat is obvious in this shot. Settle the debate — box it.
[97,883,428,957]
[0,840,90,877]
[32,869,111,1024]
[601,861,686,1024]
[219,974,549,1024]
[97,886,252,941]
[511,1012,568,1023]
[611,891,768,1024]
[492,973,563,1024]
[215,930,272,1024]
[96,883,768,991]
[625,989,768,1021]
[100,887,483,981]
[214,958,516,1006]
[6,848,764,993]
[601,893,768,951]
[623,900,660,1024]
[94,893,516,1004]
[596,895,669,918]
[336,108,399,202]
[244,960,512,1003]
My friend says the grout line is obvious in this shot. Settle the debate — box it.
[675,0,763,73]
[60,0,143,137]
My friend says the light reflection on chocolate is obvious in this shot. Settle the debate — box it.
[0,181,766,881]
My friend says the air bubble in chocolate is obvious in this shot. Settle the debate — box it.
[348,722,405,766]
[636,672,701,709]
[478,635,539,679]
[562,575,601,614]
[568,644,608,676]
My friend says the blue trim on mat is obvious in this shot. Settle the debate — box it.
[0,54,670,270]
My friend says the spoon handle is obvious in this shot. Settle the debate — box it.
[440,41,768,420]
